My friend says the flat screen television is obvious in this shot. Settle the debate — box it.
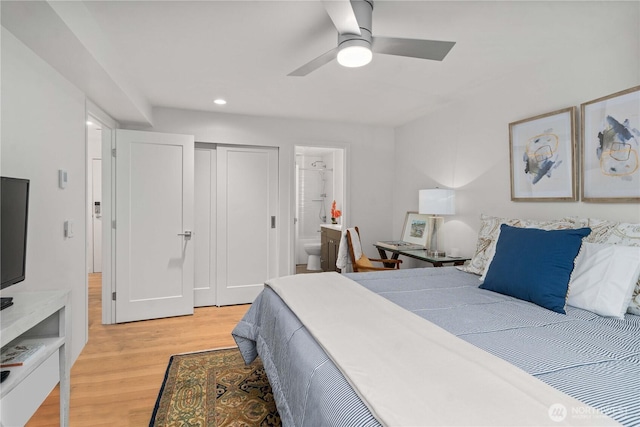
[1,176,30,310]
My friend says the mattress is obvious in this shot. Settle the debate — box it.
[232,267,640,426]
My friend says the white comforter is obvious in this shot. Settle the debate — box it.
[267,272,618,426]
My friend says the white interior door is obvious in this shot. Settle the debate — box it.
[115,129,195,323]
[217,146,278,306]
[92,159,102,273]
[194,146,217,307]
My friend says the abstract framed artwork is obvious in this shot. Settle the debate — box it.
[581,86,640,202]
[509,107,577,201]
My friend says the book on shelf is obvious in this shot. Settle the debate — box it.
[0,341,46,367]
[375,240,425,251]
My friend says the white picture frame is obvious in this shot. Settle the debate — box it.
[401,212,430,247]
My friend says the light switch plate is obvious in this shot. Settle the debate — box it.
[64,220,74,238]
[58,169,68,189]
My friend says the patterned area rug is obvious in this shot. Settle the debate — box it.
[150,347,281,427]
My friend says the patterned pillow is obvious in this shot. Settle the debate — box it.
[459,214,588,276]
[584,219,640,315]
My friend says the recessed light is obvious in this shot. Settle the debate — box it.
[86,121,93,126]
[214,99,227,105]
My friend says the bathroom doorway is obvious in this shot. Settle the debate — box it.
[86,115,103,275]
[294,146,345,274]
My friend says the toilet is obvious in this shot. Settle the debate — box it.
[303,242,322,271]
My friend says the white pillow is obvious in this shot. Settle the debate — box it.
[567,242,640,319]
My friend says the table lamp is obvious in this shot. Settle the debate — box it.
[419,188,455,257]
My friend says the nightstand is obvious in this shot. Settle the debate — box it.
[374,244,470,268]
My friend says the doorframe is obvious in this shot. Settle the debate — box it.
[86,100,118,325]
[291,143,349,272]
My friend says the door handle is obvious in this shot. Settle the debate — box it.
[178,230,192,240]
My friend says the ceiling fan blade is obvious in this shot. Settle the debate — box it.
[373,37,455,61]
[288,47,339,77]
[322,0,361,35]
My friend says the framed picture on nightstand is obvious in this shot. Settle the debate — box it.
[400,211,430,247]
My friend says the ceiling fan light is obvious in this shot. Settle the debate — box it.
[337,40,372,68]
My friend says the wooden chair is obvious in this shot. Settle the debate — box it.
[347,227,402,272]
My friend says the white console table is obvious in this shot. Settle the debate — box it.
[0,290,70,426]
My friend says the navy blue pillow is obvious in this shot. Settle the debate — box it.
[479,224,591,314]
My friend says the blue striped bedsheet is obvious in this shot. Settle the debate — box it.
[232,267,640,426]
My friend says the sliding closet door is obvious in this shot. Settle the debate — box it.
[216,146,278,306]
[193,147,217,307]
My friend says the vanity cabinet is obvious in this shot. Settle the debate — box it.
[321,226,342,272]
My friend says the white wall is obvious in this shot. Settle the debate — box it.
[394,2,640,264]
[1,29,87,362]
[141,107,396,272]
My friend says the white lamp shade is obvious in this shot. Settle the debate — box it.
[419,189,455,215]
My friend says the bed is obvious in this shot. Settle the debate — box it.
[232,216,640,427]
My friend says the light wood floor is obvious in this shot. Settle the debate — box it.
[295,264,323,274]
[26,273,250,426]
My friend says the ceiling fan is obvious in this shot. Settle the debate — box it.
[288,0,456,76]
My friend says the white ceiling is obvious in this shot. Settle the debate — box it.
[2,1,627,127]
